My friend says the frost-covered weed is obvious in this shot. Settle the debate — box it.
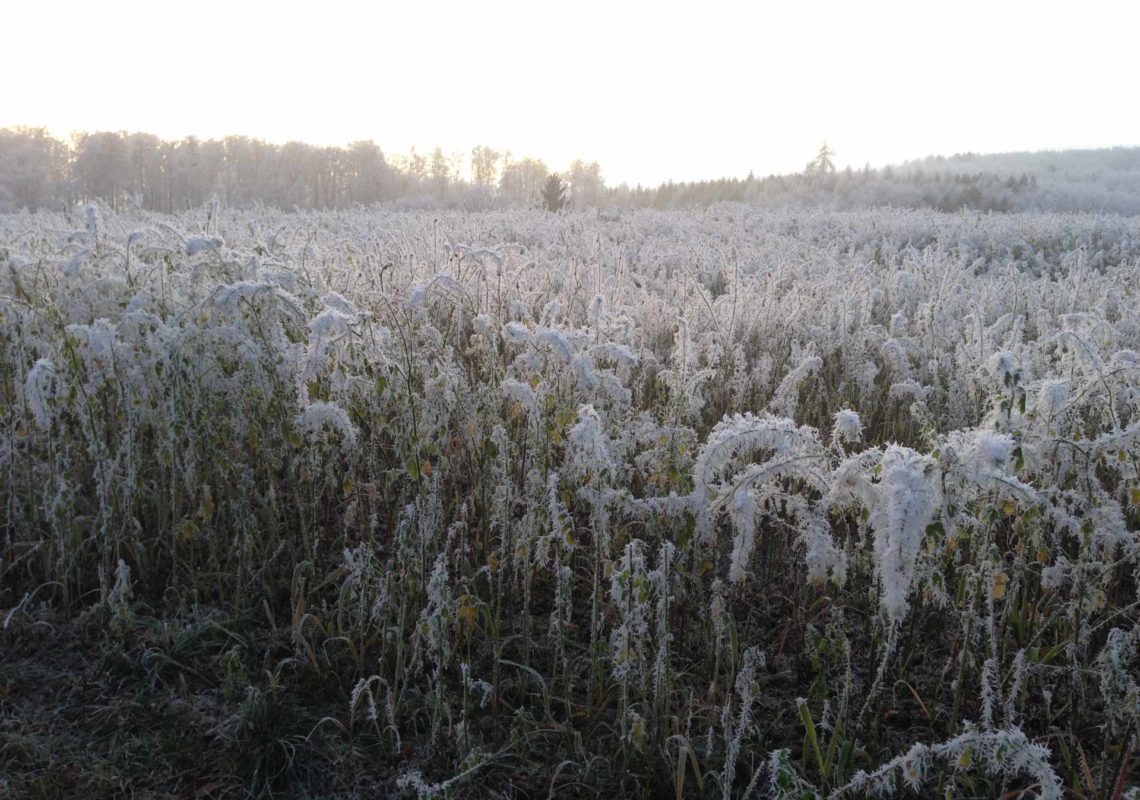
[833,724,1062,800]
[1,205,1137,796]
[23,358,57,430]
[830,408,862,449]
[722,647,765,800]
[297,400,358,450]
[869,446,940,624]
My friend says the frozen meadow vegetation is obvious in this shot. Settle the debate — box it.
[1,203,1138,798]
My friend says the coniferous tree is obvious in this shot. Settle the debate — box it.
[541,172,569,211]
[805,141,836,175]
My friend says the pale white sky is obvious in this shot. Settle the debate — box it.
[5,0,1138,186]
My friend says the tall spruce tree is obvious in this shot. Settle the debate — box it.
[541,172,569,211]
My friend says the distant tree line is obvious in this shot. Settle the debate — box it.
[620,167,1040,212]
[610,147,1140,215]
[2,127,1138,215]
[0,128,604,213]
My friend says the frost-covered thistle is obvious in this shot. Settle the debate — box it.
[833,724,1062,800]
[830,408,862,448]
[501,320,530,343]
[23,358,57,430]
[185,235,224,257]
[768,747,821,800]
[460,661,493,709]
[987,349,1020,385]
[546,472,576,675]
[662,316,713,421]
[566,404,615,482]
[418,553,453,670]
[769,353,822,418]
[721,646,764,800]
[980,655,998,729]
[502,378,539,422]
[84,203,101,238]
[650,540,675,709]
[869,445,940,624]
[1096,626,1139,734]
[107,558,132,623]
[537,328,574,363]
[691,412,831,580]
[727,485,758,583]
[297,400,358,451]
[692,413,827,503]
[1004,648,1027,726]
[609,539,650,689]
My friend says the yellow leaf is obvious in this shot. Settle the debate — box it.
[1131,487,1140,507]
[197,485,214,519]
[991,572,1009,600]
[1001,500,1017,518]
[457,605,477,625]
[1088,588,1107,612]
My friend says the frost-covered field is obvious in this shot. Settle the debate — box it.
[1,204,1138,798]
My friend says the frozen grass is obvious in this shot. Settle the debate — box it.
[1,203,1138,797]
